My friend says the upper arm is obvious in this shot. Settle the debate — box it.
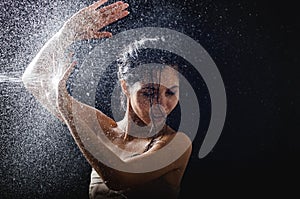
[104,132,192,190]
[147,132,192,189]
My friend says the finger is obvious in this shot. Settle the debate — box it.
[100,10,129,28]
[95,3,128,28]
[98,1,124,13]
[99,3,129,21]
[89,0,108,10]
[100,2,128,17]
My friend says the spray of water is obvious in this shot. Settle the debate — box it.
[0,0,218,198]
[0,72,23,83]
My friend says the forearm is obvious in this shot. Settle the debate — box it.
[22,26,75,119]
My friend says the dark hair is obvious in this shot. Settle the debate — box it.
[116,43,185,84]
[115,39,188,111]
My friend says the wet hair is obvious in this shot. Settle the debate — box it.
[116,39,187,110]
[117,39,182,84]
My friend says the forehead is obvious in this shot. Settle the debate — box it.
[134,64,179,88]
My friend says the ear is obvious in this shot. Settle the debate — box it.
[120,80,130,97]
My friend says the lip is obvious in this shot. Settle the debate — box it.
[153,113,165,118]
[151,114,166,122]
[150,106,167,121]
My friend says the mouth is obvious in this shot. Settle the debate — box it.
[149,105,167,123]
[150,113,167,123]
[152,113,166,119]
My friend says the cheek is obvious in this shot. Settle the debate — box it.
[133,94,151,113]
[169,99,178,110]
[167,95,179,111]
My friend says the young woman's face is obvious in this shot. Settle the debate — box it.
[127,66,179,126]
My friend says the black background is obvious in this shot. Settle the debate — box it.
[0,0,299,198]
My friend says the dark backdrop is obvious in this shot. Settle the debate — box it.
[0,0,298,198]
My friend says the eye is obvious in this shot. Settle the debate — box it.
[142,92,154,97]
[141,89,156,98]
[166,90,176,96]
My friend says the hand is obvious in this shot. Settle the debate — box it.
[61,0,129,41]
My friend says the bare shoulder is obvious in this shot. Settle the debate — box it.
[175,132,192,146]
[162,126,192,147]
[157,128,192,157]
[174,132,192,158]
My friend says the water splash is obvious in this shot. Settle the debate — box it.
[0,72,23,83]
[119,37,159,61]
[117,37,159,80]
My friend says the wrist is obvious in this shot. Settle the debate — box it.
[57,23,77,47]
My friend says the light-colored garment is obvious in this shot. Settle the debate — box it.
[89,168,128,199]
[89,167,180,199]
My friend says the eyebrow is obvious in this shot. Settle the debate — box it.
[168,85,179,90]
[141,85,179,90]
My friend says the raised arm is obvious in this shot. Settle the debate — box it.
[22,0,129,121]
[25,0,192,191]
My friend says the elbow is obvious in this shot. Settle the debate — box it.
[22,74,33,91]
[104,171,146,191]
[22,65,39,90]
[105,176,127,191]
[104,172,134,191]
[21,69,30,87]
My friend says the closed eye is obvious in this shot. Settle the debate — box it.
[141,88,156,98]
[142,92,154,97]
[166,90,175,96]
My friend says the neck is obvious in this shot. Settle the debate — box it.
[118,104,165,140]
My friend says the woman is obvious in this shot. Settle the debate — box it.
[22,0,192,198]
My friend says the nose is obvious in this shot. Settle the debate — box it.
[152,94,168,111]
[150,103,167,118]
